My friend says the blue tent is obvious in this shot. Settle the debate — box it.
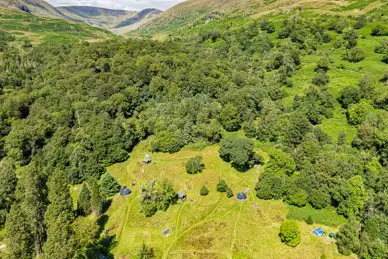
[237,193,247,200]
[120,188,131,196]
[312,228,325,236]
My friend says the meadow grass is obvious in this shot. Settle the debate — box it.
[105,140,353,258]
[287,204,347,227]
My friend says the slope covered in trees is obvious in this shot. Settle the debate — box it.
[0,3,387,258]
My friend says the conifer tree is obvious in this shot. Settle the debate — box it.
[88,177,103,216]
[78,183,92,216]
[43,171,78,258]
[100,172,120,198]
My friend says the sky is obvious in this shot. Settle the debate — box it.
[45,0,186,11]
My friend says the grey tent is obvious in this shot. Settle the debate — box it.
[177,190,187,201]
[142,154,152,164]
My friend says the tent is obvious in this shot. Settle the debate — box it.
[120,188,132,196]
[177,190,187,201]
[237,193,247,200]
[329,233,336,238]
[312,228,325,236]
[142,154,152,164]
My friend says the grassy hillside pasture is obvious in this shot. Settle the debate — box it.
[0,9,113,46]
[105,140,353,258]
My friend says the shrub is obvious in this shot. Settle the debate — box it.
[279,220,301,247]
[226,187,234,198]
[306,215,314,225]
[343,48,365,63]
[338,85,362,108]
[371,25,387,36]
[186,156,205,174]
[312,71,329,86]
[217,180,228,192]
[99,172,120,198]
[374,39,388,54]
[200,185,209,196]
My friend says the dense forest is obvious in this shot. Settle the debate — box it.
[0,9,387,259]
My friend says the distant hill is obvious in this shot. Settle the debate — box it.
[0,0,163,31]
[57,6,137,29]
[138,0,386,34]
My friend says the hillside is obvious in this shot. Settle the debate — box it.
[57,6,162,30]
[137,0,386,35]
[0,0,73,20]
[0,0,163,31]
[0,9,113,45]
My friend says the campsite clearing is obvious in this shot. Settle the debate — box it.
[105,140,354,258]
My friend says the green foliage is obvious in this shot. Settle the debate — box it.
[72,216,99,253]
[285,188,308,207]
[337,218,361,255]
[100,172,121,198]
[306,215,314,225]
[200,185,209,196]
[77,184,92,216]
[226,187,234,198]
[309,188,331,209]
[371,25,387,36]
[343,47,365,63]
[347,100,374,125]
[279,220,301,247]
[134,243,155,259]
[339,85,362,108]
[217,180,229,193]
[218,104,241,132]
[139,180,177,217]
[43,171,78,258]
[266,149,296,176]
[333,176,367,217]
[219,137,258,171]
[186,156,205,174]
[0,158,17,227]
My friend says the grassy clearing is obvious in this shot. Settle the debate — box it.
[287,204,347,227]
[105,140,353,258]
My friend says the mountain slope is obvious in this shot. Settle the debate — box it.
[0,0,73,20]
[0,9,113,46]
[57,6,137,29]
[0,0,163,31]
[138,0,386,34]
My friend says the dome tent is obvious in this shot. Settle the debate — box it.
[237,193,247,200]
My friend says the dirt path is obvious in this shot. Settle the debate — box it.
[229,203,243,258]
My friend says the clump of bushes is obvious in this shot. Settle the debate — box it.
[219,137,262,171]
[217,180,233,198]
[200,185,209,196]
[279,220,301,247]
[186,156,205,174]
[343,47,365,63]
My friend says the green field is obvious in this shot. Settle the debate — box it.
[0,9,113,46]
[103,140,353,258]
